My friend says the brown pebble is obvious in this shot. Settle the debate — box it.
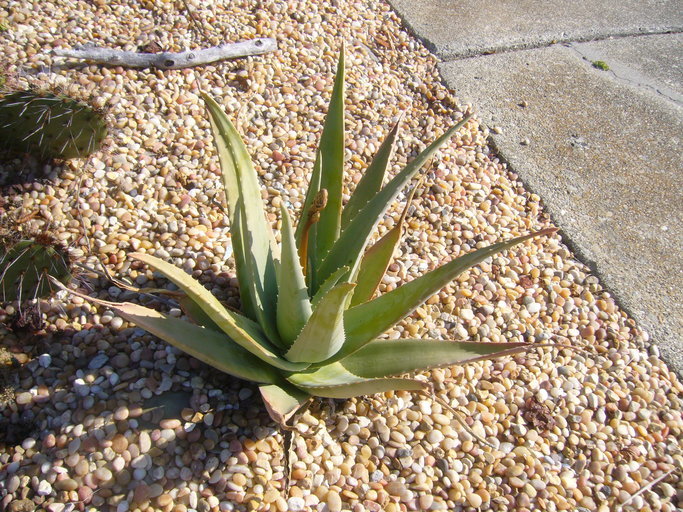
[111,434,128,453]
[134,483,151,503]
[55,478,79,491]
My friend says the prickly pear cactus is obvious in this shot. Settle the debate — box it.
[0,235,72,302]
[0,90,107,160]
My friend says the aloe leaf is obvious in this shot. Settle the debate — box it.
[304,50,346,271]
[177,295,222,332]
[284,282,355,363]
[350,180,419,307]
[287,362,428,398]
[276,205,312,345]
[234,204,281,344]
[317,113,473,288]
[295,149,323,252]
[340,339,529,378]
[202,93,278,328]
[259,382,311,427]
[341,116,401,229]
[311,265,349,309]
[339,228,557,360]
[130,252,308,372]
[54,286,280,384]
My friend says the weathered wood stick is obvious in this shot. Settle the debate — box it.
[51,38,277,70]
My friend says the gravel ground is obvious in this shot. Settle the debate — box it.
[0,1,681,511]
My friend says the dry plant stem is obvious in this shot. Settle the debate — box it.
[179,0,210,43]
[427,391,498,449]
[51,38,277,69]
[617,468,676,510]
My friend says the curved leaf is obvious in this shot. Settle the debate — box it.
[55,286,279,384]
[259,382,311,427]
[284,283,355,363]
[287,362,428,398]
[311,265,349,309]
[350,180,419,307]
[130,252,308,372]
[340,339,529,378]
[341,116,401,228]
[178,295,222,332]
[202,93,278,331]
[338,228,558,360]
[316,113,473,289]
[309,48,346,268]
[276,205,312,346]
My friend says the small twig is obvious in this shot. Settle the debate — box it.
[51,38,277,70]
[428,391,498,449]
[617,468,676,510]
[179,0,210,43]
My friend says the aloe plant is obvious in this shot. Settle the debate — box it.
[67,50,556,426]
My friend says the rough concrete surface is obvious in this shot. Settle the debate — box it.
[571,33,683,106]
[390,0,683,58]
[439,39,683,373]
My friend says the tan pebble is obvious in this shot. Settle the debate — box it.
[160,419,181,429]
[509,476,525,488]
[111,434,128,453]
[55,479,78,491]
[113,406,129,421]
[466,492,483,508]
[156,494,173,507]
[232,473,247,486]
[385,481,405,496]
[15,392,33,405]
[432,413,450,425]
[292,468,307,480]
[419,495,434,509]
[94,467,113,482]
[326,490,343,512]
[476,489,490,503]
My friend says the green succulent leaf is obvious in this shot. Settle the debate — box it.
[287,362,428,398]
[285,282,355,363]
[259,383,311,427]
[54,285,280,385]
[341,116,401,228]
[341,339,529,378]
[296,50,345,270]
[311,265,349,309]
[339,228,557,360]
[202,93,278,330]
[234,204,282,344]
[276,205,312,346]
[130,252,308,372]
[115,304,279,384]
[316,113,473,290]
[177,295,222,332]
[350,181,419,307]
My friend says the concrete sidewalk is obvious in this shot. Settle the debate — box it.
[389,0,683,374]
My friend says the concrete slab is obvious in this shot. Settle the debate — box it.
[439,37,683,373]
[390,0,683,58]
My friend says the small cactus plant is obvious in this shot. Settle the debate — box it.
[0,90,107,160]
[0,234,72,302]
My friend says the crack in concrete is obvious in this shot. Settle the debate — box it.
[568,42,683,108]
[437,28,683,61]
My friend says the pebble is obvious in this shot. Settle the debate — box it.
[88,354,109,369]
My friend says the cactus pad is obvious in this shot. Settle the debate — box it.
[0,90,107,160]
[0,236,72,302]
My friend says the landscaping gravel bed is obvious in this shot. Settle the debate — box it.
[0,1,680,511]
